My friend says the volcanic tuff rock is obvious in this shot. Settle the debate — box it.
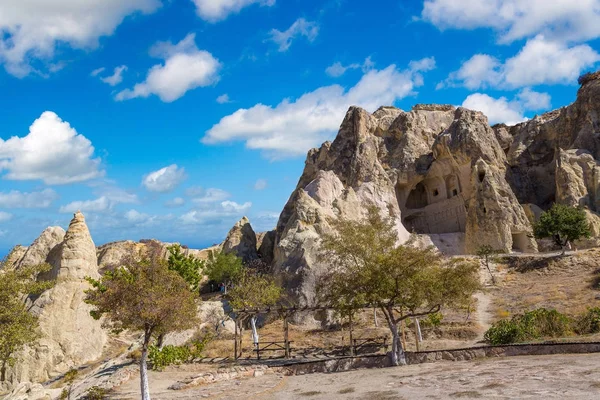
[6,212,107,386]
[222,216,259,262]
[267,72,600,309]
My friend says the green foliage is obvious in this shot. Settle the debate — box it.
[0,262,55,381]
[84,244,199,337]
[148,335,211,371]
[167,244,204,293]
[83,386,108,400]
[227,271,282,311]
[533,204,592,249]
[484,308,571,345]
[318,206,480,364]
[204,251,243,288]
[573,307,600,335]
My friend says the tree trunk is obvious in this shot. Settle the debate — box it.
[389,322,406,366]
[140,329,152,400]
[250,315,259,345]
[1,360,6,382]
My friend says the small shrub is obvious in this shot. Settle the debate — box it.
[484,308,571,345]
[83,386,108,400]
[148,334,212,371]
[127,348,142,362]
[484,319,522,345]
[573,308,600,334]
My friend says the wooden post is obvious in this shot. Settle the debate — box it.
[401,319,407,351]
[234,317,238,360]
[414,318,421,352]
[283,315,290,359]
[373,308,378,327]
[349,312,355,356]
[238,319,243,359]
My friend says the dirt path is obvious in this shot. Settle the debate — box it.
[109,353,600,399]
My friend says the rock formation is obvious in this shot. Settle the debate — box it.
[266,73,600,309]
[6,212,107,386]
[222,216,259,262]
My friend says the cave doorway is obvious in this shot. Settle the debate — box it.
[406,182,428,210]
[511,232,530,253]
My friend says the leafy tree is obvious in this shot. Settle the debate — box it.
[58,368,79,400]
[0,260,54,381]
[228,270,282,353]
[85,244,198,400]
[533,204,592,254]
[476,245,498,285]
[204,251,243,294]
[318,207,480,366]
[167,244,204,293]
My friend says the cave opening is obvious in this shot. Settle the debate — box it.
[406,182,428,209]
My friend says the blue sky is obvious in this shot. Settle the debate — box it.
[1,0,599,256]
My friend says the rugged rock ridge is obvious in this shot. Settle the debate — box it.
[268,72,600,309]
[7,212,107,386]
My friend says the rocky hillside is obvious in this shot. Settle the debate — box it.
[260,72,600,310]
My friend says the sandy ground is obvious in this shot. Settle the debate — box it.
[111,353,600,399]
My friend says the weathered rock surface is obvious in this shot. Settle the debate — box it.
[6,212,107,387]
[222,217,259,262]
[270,73,600,308]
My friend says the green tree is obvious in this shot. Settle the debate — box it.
[85,244,198,400]
[0,260,55,381]
[228,270,282,353]
[204,251,243,294]
[533,204,592,254]
[167,244,204,293]
[318,207,480,366]
[476,245,498,285]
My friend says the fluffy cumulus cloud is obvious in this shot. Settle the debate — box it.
[0,189,58,209]
[421,0,600,44]
[0,212,13,223]
[461,88,552,125]
[443,36,600,89]
[192,0,275,22]
[116,34,221,102]
[268,18,319,52]
[189,188,231,204]
[0,0,160,77]
[165,197,185,208]
[100,65,128,86]
[59,186,138,214]
[203,58,436,158]
[142,164,187,193]
[0,111,103,184]
[59,197,112,214]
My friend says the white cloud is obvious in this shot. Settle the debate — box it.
[254,179,267,190]
[461,88,552,125]
[180,201,252,225]
[268,18,319,52]
[0,0,160,77]
[0,189,58,209]
[59,196,111,214]
[142,164,187,193]
[165,197,185,208]
[217,94,232,104]
[91,67,106,77]
[326,62,360,78]
[422,0,600,44]
[517,88,552,110]
[191,188,231,204]
[444,36,600,90]
[0,212,13,223]
[116,34,221,102]
[100,65,127,86]
[0,111,103,184]
[191,0,275,22]
[203,58,436,158]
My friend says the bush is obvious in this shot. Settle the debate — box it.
[484,308,571,345]
[573,307,600,334]
[83,387,108,400]
[148,335,211,371]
